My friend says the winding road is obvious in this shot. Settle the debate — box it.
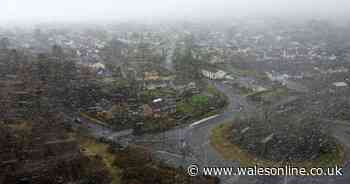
[134,81,350,184]
[79,80,350,184]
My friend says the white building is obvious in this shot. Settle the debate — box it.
[333,82,348,87]
[201,69,227,80]
[90,62,106,70]
[266,71,289,84]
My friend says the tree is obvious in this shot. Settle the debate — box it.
[52,44,64,59]
[101,39,127,65]
[0,37,10,50]
[0,83,14,121]
[174,47,202,82]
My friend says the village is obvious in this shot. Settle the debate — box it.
[1,18,350,184]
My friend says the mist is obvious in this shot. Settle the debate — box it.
[1,0,350,24]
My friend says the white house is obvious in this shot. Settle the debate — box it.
[90,62,107,75]
[266,71,289,84]
[90,62,106,70]
[333,82,348,87]
[201,69,227,80]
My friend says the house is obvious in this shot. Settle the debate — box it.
[314,66,349,74]
[201,69,227,80]
[144,71,160,81]
[143,104,154,118]
[143,98,176,118]
[266,71,289,84]
[90,62,105,70]
[90,62,106,75]
[333,82,348,87]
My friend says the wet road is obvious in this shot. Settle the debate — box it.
[134,81,350,184]
[77,80,350,184]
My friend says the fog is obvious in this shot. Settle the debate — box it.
[1,0,350,23]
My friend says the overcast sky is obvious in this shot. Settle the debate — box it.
[1,0,350,23]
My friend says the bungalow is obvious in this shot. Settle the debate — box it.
[333,82,348,87]
[144,71,160,81]
[266,71,289,84]
[201,69,227,80]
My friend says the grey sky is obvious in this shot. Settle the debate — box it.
[1,0,350,23]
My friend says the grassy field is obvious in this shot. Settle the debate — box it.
[176,96,211,120]
[210,123,345,168]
